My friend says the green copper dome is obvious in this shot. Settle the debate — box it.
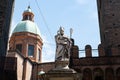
[13,20,41,36]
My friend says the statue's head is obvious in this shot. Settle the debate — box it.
[60,27,64,35]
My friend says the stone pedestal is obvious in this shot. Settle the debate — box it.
[43,72,80,80]
[42,60,81,80]
[54,60,70,70]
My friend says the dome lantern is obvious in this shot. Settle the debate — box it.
[22,6,34,21]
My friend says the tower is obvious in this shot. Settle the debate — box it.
[0,0,14,56]
[9,6,43,62]
[97,0,120,56]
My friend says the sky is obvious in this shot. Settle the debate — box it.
[11,0,100,62]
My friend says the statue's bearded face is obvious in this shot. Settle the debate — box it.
[60,30,64,35]
[60,27,64,35]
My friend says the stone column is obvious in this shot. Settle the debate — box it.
[23,40,28,57]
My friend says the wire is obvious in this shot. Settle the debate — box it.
[79,49,98,51]
[35,0,54,41]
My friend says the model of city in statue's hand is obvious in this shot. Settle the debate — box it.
[55,27,72,61]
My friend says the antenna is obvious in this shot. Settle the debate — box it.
[70,28,73,38]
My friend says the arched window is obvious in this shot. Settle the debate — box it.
[28,15,32,20]
[93,68,104,80]
[38,49,41,61]
[24,15,28,20]
[83,68,92,80]
[28,45,34,57]
[105,68,114,80]
[16,44,22,52]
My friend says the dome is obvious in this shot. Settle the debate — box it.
[13,20,41,36]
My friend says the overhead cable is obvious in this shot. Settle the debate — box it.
[35,0,54,41]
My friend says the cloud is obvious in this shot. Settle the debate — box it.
[41,35,55,62]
